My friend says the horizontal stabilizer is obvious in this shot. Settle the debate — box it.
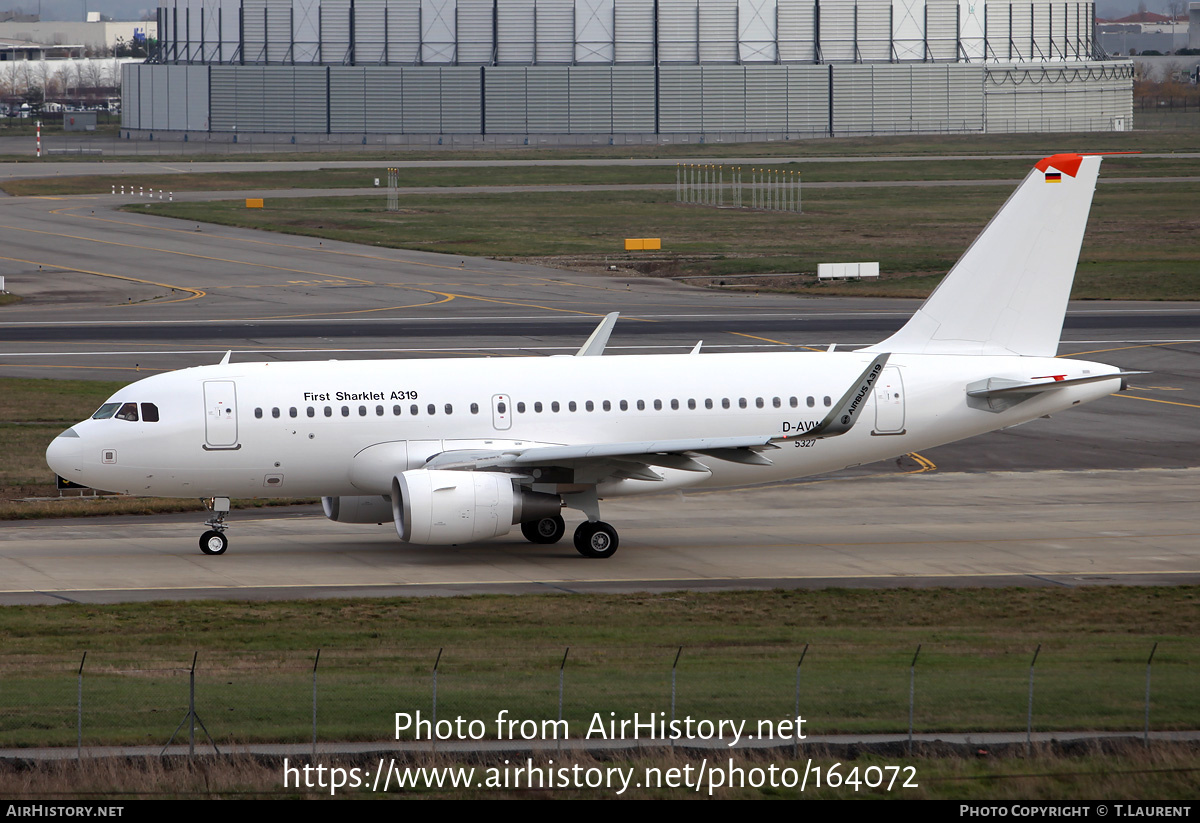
[967,371,1147,398]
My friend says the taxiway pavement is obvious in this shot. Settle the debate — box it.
[0,183,1196,602]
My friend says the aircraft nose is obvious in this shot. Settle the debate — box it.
[46,426,84,480]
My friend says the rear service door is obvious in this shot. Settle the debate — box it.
[873,367,906,435]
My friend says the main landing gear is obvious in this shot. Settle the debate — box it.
[518,513,620,558]
[573,521,619,559]
[521,515,566,544]
[199,497,231,555]
[554,489,620,558]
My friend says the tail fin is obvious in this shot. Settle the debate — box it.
[866,153,1102,357]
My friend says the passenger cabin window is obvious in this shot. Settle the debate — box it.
[471,403,480,414]
[290,407,298,418]
[91,403,120,420]
[272,407,281,418]
[254,407,263,419]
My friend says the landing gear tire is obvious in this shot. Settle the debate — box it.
[521,515,566,545]
[573,521,619,559]
[199,530,228,555]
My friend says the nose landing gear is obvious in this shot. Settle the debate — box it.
[199,497,231,555]
[199,529,228,555]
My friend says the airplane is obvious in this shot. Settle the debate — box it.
[47,153,1143,558]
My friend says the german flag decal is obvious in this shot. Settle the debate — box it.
[1045,172,1062,183]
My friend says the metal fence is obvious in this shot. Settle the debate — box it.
[1,642,1193,755]
[1135,96,1200,112]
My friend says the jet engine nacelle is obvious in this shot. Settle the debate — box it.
[322,495,393,524]
[391,469,560,545]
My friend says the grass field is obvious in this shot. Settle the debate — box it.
[124,179,1200,300]
[0,587,1196,750]
[5,153,1199,197]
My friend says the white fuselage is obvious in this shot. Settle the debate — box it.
[47,350,1121,500]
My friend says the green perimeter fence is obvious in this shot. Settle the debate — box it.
[1,642,1195,750]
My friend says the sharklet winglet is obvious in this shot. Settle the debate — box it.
[575,312,620,357]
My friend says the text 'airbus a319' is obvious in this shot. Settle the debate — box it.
[47,153,1141,558]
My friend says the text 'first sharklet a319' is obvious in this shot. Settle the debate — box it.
[47,153,1142,558]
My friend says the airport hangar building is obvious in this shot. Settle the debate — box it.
[123,0,1132,145]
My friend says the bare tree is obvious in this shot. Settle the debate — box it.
[0,61,18,96]
[34,60,51,95]
[82,59,105,91]
[16,61,33,96]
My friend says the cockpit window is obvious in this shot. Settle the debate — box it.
[141,403,160,423]
[91,403,120,420]
[115,402,139,422]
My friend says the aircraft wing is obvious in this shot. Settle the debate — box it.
[423,434,779,475]
[422,355,892,481]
